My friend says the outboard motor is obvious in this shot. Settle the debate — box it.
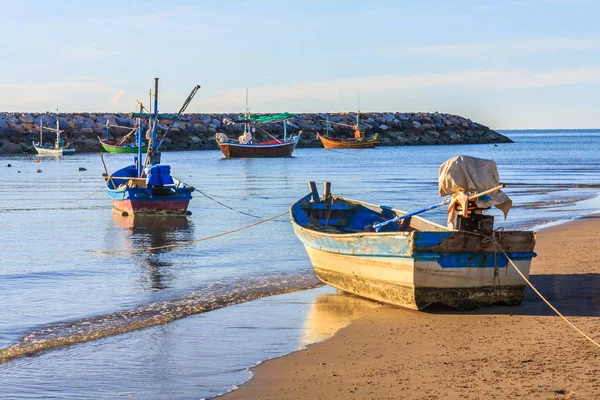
[439,155,512,232]
[454,197,495,234]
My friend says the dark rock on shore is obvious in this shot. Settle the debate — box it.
[0,112,512,154]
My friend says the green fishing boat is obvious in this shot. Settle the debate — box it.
[99,114,147,153]
[99,138,148,153]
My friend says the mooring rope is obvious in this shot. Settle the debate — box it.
[194,188,263,219]
[470,229,600,349]
[87,210,288,254]
[65,187,106,203]
[491,238,600,349]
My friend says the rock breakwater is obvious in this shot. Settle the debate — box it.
[0,112,511,154]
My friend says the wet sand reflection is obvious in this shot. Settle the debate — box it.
[300,289,380,347]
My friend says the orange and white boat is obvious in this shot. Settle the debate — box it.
[316,131,378,149]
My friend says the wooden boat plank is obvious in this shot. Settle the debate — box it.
[301,201,357,211]
[412,231,536,253]
[317,133,378,149]
[218,138,298,158]
[295,224,413,257]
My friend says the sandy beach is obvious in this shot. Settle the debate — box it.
[223,215,600,399]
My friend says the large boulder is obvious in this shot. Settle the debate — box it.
[0,142,24,153]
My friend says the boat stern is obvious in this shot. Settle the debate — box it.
[410,230,537,309]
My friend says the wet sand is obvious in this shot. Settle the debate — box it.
[222,215,600,399]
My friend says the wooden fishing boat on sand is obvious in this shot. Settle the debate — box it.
[33,113,75,156]
[103,78,199,217]
[290,156,537,310]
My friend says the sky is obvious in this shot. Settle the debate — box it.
[1,0,599,129]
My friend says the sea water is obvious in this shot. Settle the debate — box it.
[0,130,599,398]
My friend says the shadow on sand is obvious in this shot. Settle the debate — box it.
[423,273,600,317]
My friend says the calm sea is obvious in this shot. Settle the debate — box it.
[0,130,599,399]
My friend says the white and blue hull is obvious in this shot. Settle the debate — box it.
[291,193,536,310]
[33,143,76,156]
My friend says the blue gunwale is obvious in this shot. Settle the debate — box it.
[290,192,537,269]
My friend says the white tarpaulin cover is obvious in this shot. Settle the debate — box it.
[438,155,512,228]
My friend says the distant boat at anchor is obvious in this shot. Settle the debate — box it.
[316,131,378,149]
[317,111,378,149]
[214,89,300,158]
[103,78,199,217]
[99,118,148,154]
[33,112,76,156]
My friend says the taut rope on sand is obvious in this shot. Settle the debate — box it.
[493,239,600,349]
[473,229,600,350]
[87,210,288,254]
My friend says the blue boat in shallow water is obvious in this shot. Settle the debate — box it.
[104,78,199,217]
[290,176,537,310]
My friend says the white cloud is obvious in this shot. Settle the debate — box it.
[0,81,117,111]
[199,66,600,112]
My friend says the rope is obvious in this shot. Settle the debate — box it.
[254,125,282,143]
[65,187,106,203]
[87,211,288,254]
[194,189,263,219]
[491,238,600,349]
[467,229,600,349]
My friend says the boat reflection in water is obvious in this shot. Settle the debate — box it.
[300,289,380,348]
[112,214,194,290]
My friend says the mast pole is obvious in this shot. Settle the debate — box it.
[56,108,60,148]
[245,87,249,135]
[153,78,159,151]
[137,101,144,177]
[39,117,43,146]
[356,91,360,126]
[283,119,287,141]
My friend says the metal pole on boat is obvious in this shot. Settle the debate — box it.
[137,102,144,178]
[245,87,249,136]
[356,91,360,126]
[39,117,43,146]
[153,78,159,150]
[283,119,287,141]
[56,108,60,148]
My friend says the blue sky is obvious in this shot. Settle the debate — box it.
[1,0,599,128]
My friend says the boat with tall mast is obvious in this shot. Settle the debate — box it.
[103,78,199,217]
[316,94,378,149]
[33,111,76,155]
[98,108,148,154]
[215,88,300,158]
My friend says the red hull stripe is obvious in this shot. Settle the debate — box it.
[112,199,190,214]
